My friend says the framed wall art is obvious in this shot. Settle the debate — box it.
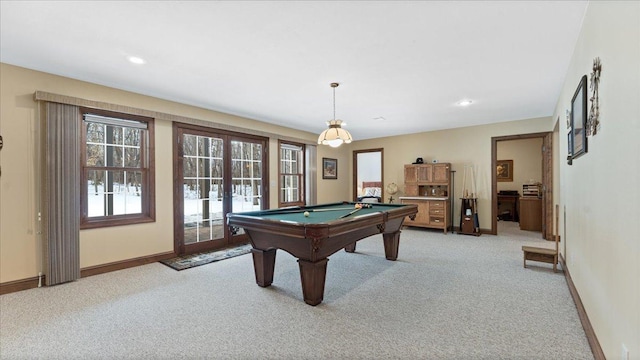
[570,75,588,159]
[587,57,602,136]
[567,131,573,165]
[496,159,513,182]
[322,157,338,179]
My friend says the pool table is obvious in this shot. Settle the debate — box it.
[226,202,418,305]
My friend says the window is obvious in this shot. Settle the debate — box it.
[80,108,155,228]
[279,140,305,207]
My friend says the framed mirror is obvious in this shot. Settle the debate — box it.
[353,149,383,203]
[570,75,588,160]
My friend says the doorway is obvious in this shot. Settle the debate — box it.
[172,123,269,255]
[353,148,383,202]
[491,132,553,239]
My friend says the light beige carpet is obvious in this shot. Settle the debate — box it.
[0,222,592,359]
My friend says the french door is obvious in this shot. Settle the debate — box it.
[173,123,268,255]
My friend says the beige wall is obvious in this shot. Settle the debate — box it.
[551,2,640,358]
[349,117,553,229]
[0,63,330,282]
[496,138,543,194]
[316,146,351,204]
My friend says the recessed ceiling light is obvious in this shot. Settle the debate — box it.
[373,117,386,121]
[457,99,473,107]
[127,56,146,65]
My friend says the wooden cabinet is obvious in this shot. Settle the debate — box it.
[432,163,450,183]
[520,197,542,231]
[428,200,447,228]
[404,163,450,187]
[404,165,419,196]
[401,199,430,224]
[400,162,452,233]
[404,165,418,183]
[404,185,419,197]
[417,165,432,182]
[401,198,450,233]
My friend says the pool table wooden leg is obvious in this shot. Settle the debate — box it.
[297,258,328,306]
[344,242,356,253]
[382,231,401,261]
[251,248,276,287]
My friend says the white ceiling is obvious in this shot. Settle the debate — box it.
[1,1,587,141]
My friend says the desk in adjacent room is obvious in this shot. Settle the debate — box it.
[226,202,418,305]
[497,193,519,222]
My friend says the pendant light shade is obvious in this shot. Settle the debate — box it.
[318,83,353,147]
[318,120,353,147]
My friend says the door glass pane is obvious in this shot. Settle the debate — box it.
[183,135,197,156]
[231,140,262,213]
[183,134,225,244]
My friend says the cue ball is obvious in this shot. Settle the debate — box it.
[303,211,310,217]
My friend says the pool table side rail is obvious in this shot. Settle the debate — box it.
[227,204,418,240]
[228,201,410,217]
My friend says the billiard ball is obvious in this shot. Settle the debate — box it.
[303,211,310,217]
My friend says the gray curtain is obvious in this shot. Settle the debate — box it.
[305,145,317,205]
[43,102,80,285]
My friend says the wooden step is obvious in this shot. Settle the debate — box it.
[522,246,556,255]
[522,246,558,272]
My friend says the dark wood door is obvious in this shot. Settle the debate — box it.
[173,123,268,255]
[542,132,553,240]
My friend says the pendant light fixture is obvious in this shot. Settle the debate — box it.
[318,82,353,147]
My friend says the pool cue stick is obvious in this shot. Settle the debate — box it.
[462,166,467,198]
[307,205,370,213]
[265,205,371,215]
[307,206,370,212]
[311,207,358,212]
[470,165,479,232]
[339,207,363,218]
[265,209,307,214]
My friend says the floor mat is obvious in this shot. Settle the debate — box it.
[160,244,252,271]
